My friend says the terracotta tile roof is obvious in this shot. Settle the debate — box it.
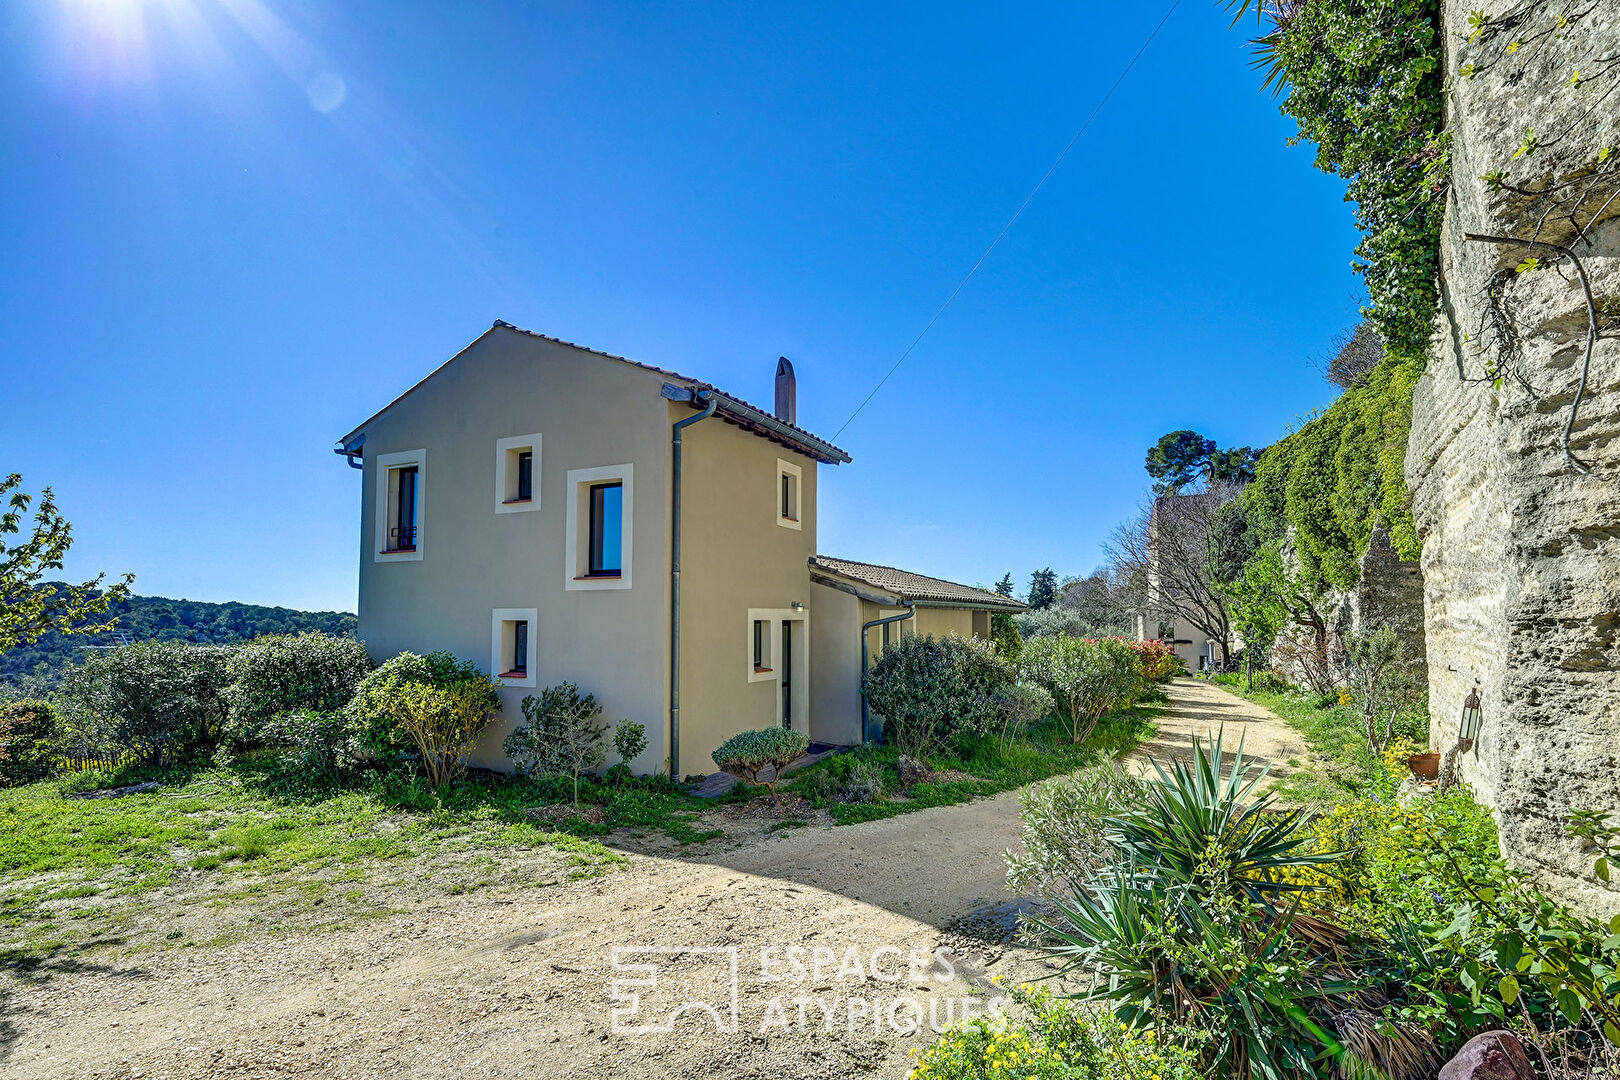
[337,321,851,465]
[809,556,1027,611]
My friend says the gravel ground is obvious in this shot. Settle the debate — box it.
[3,680,1302,1080]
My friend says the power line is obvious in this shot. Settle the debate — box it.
[831,0,1183,441]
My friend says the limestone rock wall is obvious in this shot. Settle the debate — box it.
[1410,0,1620,915]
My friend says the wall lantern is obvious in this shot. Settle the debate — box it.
[1458,686,1483,752]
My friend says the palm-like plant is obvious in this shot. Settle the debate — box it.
[1107,731,1341,906]
[1035,732,1435,1080]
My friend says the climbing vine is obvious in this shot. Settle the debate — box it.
[1237,0,1449,368]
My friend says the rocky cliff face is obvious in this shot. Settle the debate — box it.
[1409,0,1620,915]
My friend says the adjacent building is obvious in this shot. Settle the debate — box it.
[336,321,1021,775]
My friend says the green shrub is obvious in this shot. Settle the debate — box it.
[1041,734,1428,1080]
[0,699,62,785]
[390,677,501,789]
[262,709,360,784]
[840,758,885,803]
[1004,757,1142,901]
[224,632,371,746]
[712,727,809,805]
[505,682,608,807]
[988,682,1053,751]
[1020,636,1138,744]
[55,642,234,766]
[862,634,1011,758]
[612,720,648,771]
[910,983,1204,1080]
[350,650,499,756]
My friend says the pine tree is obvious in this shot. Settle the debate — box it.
[1027,568,1058,610]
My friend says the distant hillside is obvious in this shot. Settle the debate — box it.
[1,589,358,691]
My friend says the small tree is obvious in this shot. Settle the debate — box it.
[393,677,501,789]
[712,727,810,806]
[350,650,498,756]
[1342,627,1416,753]
[991,573,1023,658]
[505,682,608,807]
[0,474,134,655]
[861,634,1010,758]
[1020,636,1139,744]
[612,720,648,771]
[989,682,1054,752]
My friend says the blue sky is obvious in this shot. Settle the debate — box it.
[0,1,1360,613]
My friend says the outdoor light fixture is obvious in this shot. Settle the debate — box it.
[1459,686,1483,752]
[791,601,804,610]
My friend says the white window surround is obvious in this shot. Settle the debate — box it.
[776,459,803,530]
[491,608,538,688]
[745,607,807,683]
[494,433,543,514]
[565,463,633,591]
[374,449,425,563]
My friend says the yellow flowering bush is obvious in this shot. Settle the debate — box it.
[907,985,1203,1080]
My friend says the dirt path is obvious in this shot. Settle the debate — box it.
[5,683,1305,1080]
[1125,678,1308,789]
[5,791,1045,1080]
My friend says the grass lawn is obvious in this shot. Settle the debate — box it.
[781,703,1161,825]
[0,754,738,968]
[1206,675,1424,808]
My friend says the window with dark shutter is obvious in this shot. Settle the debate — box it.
[516,451,533,502]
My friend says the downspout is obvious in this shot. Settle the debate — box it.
[668,388,716,778]
[859,604,915,745]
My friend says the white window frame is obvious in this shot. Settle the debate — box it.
[491,608,538,688]
[776,458,803,530]
[565,463,633,591]
[746,606,810,731]
[746,610,778,683]
[374,449,426,563]
[495,433,543,514]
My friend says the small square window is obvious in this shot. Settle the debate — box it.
[495,433,542,513]
[492,608,538,687]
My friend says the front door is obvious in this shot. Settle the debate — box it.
[780,619,793,729]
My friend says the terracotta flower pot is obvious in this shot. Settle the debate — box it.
[1408,752,1441,781]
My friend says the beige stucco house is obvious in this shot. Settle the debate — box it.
[336,321,1022,776]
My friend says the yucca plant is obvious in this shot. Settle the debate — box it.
[1106,731,1342,907]
[1037,732,1435,1080]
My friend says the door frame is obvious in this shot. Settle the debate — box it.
[744,607,809,737]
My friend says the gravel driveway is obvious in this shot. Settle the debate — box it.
[5,679,1302,1080]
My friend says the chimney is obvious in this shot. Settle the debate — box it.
[773,357,796,425]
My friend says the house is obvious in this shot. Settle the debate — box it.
[335,321,1022,776]
[1129,491,1231,673]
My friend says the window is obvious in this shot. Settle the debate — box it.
[495,433,542,514]
[565,464,633,590]
[776,459,803,529]
[588,482,623,576]
[492,608,538,687]
[375,449,426,562]
[752,620,769,672]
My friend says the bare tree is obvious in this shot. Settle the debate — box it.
[1106,484,1239,658]
[1324,321,1383,389]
